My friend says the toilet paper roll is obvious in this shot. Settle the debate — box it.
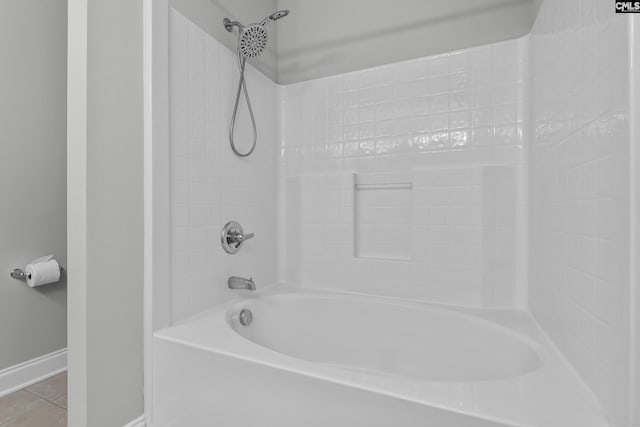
[25,259,60,288]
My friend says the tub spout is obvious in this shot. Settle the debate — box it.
[228,276,256,291]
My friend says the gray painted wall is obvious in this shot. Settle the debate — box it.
[169,0,278,81]
[84,0,144,425]
[0,0,67,371]
[277,0,536,83]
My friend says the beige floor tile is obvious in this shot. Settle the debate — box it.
[0,391,47,425]
[25,373,67,402]
[52,395,67,410]
[3,401,66,427]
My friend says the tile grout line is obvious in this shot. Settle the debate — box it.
[48,399,67,411]
[23,389,66,411]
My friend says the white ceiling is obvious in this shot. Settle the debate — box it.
[274,0,537,83]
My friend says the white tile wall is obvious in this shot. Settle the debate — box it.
[280,38,529,308]
[281,38,527,177]
[169,9,278,322]
[284,165,519,307]
[529,0,632,425]
[413,166,520,306]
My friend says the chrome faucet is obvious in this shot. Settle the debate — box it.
[228,276,256,291]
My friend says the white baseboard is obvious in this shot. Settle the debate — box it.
[123,415,145,427]
[0,348,67,398]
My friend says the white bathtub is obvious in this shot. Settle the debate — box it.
[152,286,608,427]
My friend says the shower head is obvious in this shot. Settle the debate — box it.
[260,10,289,25]
[238,23,268,58]
[224,10,289,59]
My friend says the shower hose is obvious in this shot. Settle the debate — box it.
[229,46,257,157]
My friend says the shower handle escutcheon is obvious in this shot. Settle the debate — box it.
[221,221,254,254]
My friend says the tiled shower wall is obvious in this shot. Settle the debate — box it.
[169,10,278,322]
[529,0,632,425]
[281,38,529,308]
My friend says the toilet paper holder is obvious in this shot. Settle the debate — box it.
[10,265,64,281]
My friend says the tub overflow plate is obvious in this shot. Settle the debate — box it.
[239,309,253,326]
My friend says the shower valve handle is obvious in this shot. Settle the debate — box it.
[221,221,254,254]
[229,230,254,245]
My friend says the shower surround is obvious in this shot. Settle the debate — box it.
[168,6,529,318]
[149,2,639,426]
[280,37,529,308]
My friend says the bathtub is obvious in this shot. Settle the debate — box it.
[152,286,608,427]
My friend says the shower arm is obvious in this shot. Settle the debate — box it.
[223,18,243,32]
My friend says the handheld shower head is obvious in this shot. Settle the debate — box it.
[260,10,289,25]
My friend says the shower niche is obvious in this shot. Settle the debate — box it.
[354,172,413,261]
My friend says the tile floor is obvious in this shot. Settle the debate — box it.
[0,373,67,426]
